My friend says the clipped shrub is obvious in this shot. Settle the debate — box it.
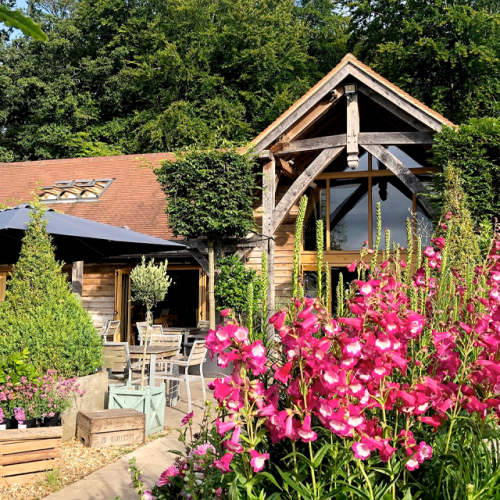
[0,202,102,378]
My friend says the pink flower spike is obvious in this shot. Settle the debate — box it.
[215,417,237,436]
[214,452,234,473]
[352,442,371,460]
[297,415,317,443]
[275,361,293,384]
[249,450,270,472]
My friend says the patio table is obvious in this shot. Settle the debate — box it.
[128,346,179,387]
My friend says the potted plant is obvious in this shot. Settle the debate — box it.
[108,257,171,435]
[35,370,84,427]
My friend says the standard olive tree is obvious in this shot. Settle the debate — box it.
[155,149,255,329]
[130,256,172,325]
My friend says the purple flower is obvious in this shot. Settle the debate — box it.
[181,412,194,427]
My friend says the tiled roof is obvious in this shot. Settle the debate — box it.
[0,153,177,240]
[250,53,455,150]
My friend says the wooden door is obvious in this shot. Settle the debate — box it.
[114,269,132,343]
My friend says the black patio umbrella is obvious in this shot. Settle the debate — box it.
[0,205,186,264]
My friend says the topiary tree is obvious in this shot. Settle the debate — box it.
[433,163,481,274]
[130,256,172,324]
[155,148,255,329]
[0,201,103,378]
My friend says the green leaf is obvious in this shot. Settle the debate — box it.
[0,6,47,40]
[275,466,311,499]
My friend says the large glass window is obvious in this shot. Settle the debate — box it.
[330,179,368,250]
[304,181,327,251]
[302,150,434,252]
[372,177,413,249]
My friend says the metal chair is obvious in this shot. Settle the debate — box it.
[102,342,143,386]
[100,320,121,342]
[137,323,163,345]
[150,333,182,372]
[183,320,210,355]
[156,340,207,413]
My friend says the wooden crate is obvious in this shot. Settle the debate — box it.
[0,427,63,486]
[76,409,145,448]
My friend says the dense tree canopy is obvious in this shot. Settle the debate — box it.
[1,0,500,162]
[344,0,500,124]
[0,0,347,161]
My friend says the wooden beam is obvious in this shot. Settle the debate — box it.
[346,92,360,169]
[252,66,350,153]
[277,158,298,179]
[258,150,273,160]
[262,156,276,330]
[359,132,434,145]
[72,261,83,298]
[281,85,345,143]
[271,134,346,156]
[272,147,344,233]
[362,144,434,215]
[353,74,442,132]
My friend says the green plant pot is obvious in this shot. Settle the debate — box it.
[108,383,166,435]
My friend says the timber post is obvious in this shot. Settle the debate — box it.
[72,261,84,298]
[261,152,276,339]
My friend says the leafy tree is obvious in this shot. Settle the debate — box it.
[0,201,103,378]
[214,254,262,318]
[431,117,500,224]
[0,0,350,161]
[155,149,255,329]
[344,0,500,124]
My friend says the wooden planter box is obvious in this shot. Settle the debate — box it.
[76,409,145,449]
[0,427,62,486]
[108,383,166,435]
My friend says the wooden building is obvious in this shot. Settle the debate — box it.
[0,54,454,337]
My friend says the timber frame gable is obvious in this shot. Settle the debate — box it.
[252,53,455,318]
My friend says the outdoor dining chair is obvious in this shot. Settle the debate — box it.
[100,320,121,342]
[150,333,182,372]
[183,320,210,355]
[102,342,143,386]
[137,323,163,345]
[155,340,207,413]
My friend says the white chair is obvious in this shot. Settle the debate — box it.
[156,341,207,413]
[100,320,121,342]
[137,323,163,345]
[102,342,143,386]
[150,333,182,372]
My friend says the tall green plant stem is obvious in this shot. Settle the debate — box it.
[316,219,324,299]
[298,360,317,498]
[357,460,375,500]
[261,251,268,331]
[247,281,254,339]
[292,196,308,298]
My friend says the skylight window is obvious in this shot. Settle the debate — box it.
[39,179,114,203]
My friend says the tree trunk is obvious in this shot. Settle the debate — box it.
[208,240,216,330]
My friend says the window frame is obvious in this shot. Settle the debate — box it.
[302,152,436,255]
